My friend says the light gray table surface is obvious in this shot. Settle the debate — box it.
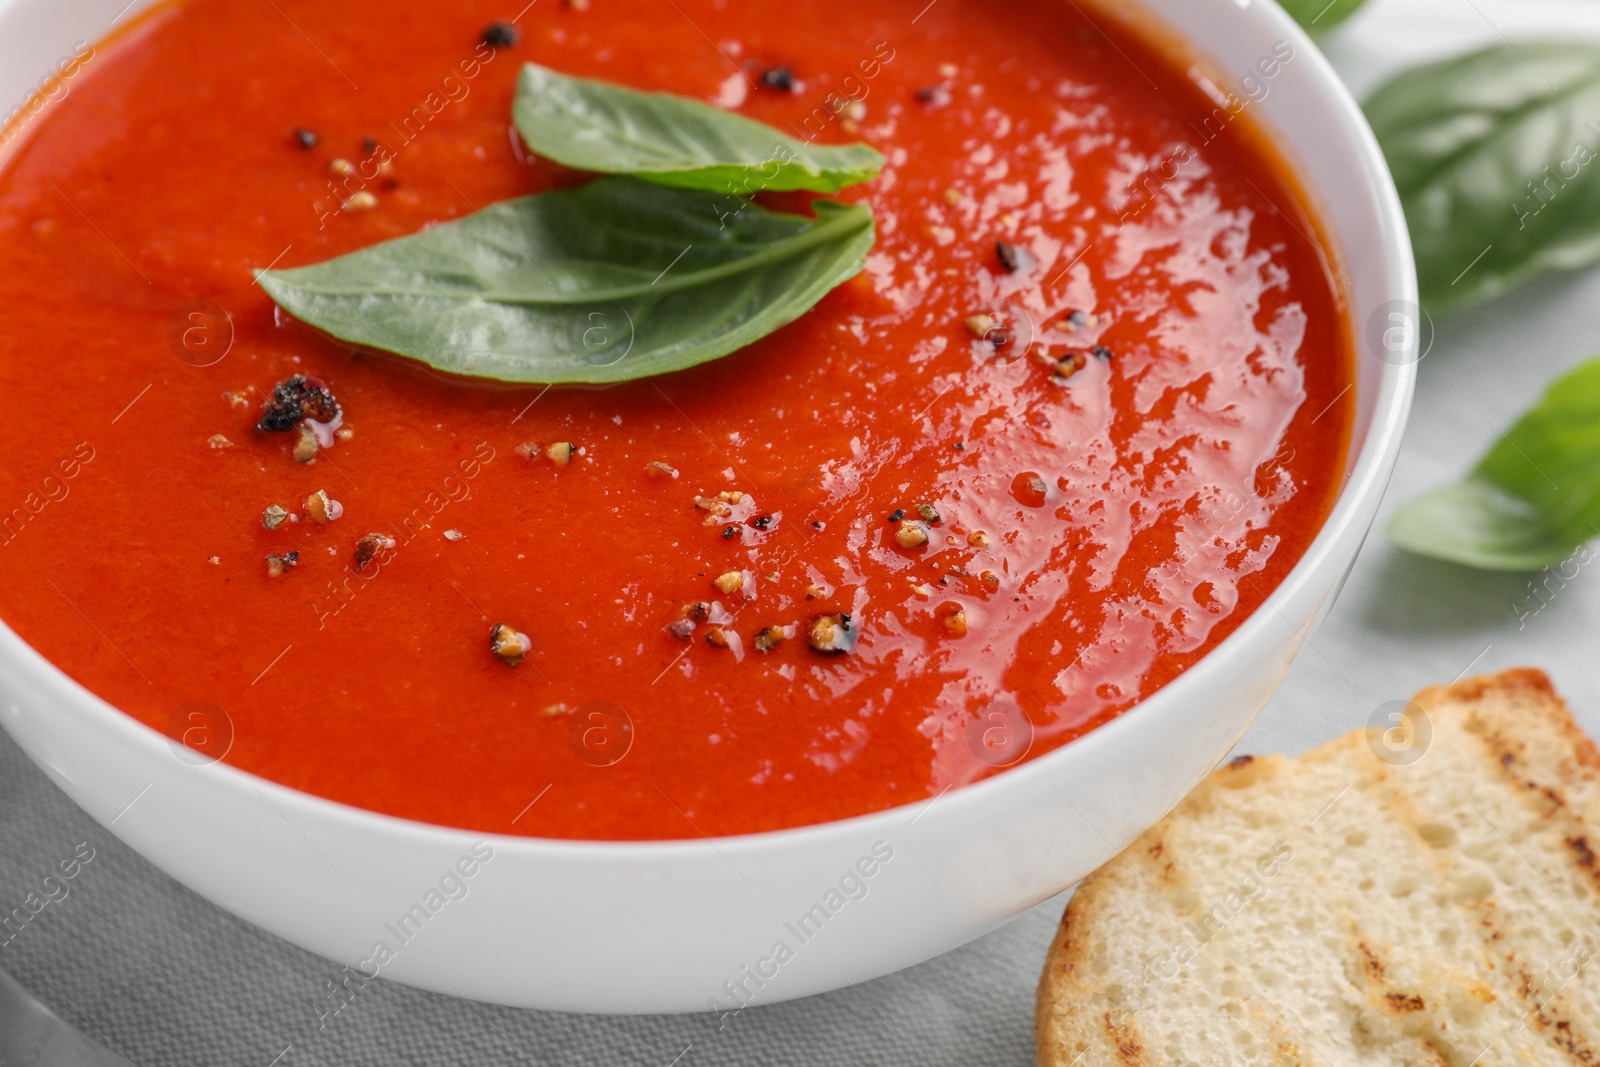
[3,1,1598,1063]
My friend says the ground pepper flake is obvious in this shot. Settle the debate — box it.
[760,66,796,92]
[753,626,784,652]
[751,514,772,530]
[895,521,930,550]
[698,498,732,525]
[888,508,905,523]
[481,21,518,47]
[807,613,857,655]
[996,241,1024,273]
[292,127,318,149]
[721,524,741,540]
[265,551,299,579]
[257,375,340,433]
[353,532,396,571]
[292,423,319,463]
[305,489,343,524]
[490,623,531,666]
[1054,351,1087,379]
[1092,345,1113,360]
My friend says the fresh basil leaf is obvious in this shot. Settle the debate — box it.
[513,62,884,193]
[1389,357,1600,570]
[1276,0,1366,34]
[1366,43,1600,313]
[256,177,875,384]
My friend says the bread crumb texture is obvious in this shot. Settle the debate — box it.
[1036,668,1600,1067]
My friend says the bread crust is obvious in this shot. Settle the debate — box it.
[1035,668,1600,1067]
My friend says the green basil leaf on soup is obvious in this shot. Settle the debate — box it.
[513,62,884,193]
[257,177,875,385]
[1366,42,1600,313]
[1389,357,1600,570]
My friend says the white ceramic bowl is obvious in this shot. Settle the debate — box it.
[0,0,1415,1013]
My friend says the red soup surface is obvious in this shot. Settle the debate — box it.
[0,0,1352,839]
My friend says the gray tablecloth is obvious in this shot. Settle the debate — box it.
[4,1,1599,1062]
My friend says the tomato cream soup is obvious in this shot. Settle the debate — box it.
[0,0,1350,839]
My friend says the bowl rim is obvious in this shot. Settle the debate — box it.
[0,0,1417,862]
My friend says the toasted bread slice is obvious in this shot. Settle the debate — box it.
[1036,669,1600,1067]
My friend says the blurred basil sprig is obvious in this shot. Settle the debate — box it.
[1367,42,1600,313]
[1389,357,1600,570]
[1280,0,1368,34]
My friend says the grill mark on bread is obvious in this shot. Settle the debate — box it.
[1144,839,1179,883]
[1552,1019,1598,1066]
[1497,711,1600,898]
[1383,992,1425,1013]
[1514,968,1556,1037]
[1451,679,1600,901]
[1513,964,1599,1066]
[1357,940,1385,981]
[1102,1011,1144,1067]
